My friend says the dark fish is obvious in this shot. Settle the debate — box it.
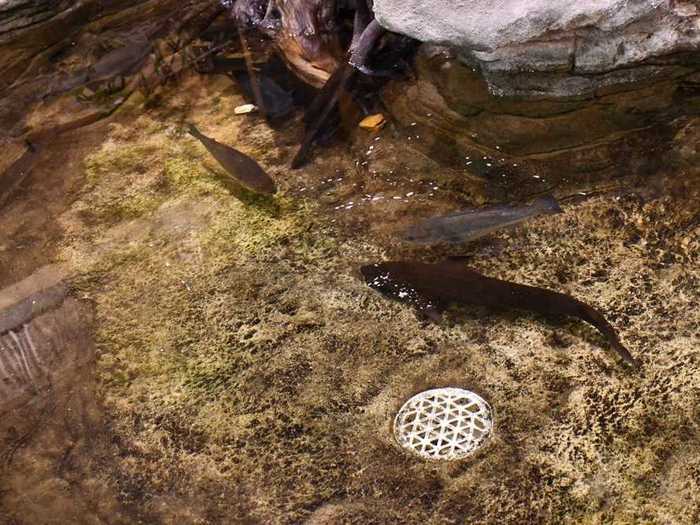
[361,259,638,368]
[45,41,151,99]
[188,124,276,195]
[403,196,563,245]
[89,41,152,83]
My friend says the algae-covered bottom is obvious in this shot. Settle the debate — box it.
[0,70,699,525]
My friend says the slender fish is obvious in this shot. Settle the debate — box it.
[361,259,638,368]
[403,196,563,245]
[188,124,276,194]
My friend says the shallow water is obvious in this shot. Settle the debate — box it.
[1,3,699,524]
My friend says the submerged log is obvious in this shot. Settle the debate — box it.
[229,0,344,87]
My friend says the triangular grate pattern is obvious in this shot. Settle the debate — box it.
[394,388,493,461]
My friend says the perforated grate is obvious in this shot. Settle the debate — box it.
[393,387,493,461]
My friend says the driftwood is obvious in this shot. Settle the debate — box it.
[229,0,345,87]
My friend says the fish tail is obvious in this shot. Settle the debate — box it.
[535,195,563,215]
[187,123,202,139]
[574,299,639,368]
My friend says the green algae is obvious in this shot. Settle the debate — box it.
[33,70,700,524]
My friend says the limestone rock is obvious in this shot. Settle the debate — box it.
[0,0,73,36]
[374,0,700,98]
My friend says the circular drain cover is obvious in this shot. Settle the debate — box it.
[394,387,493,461]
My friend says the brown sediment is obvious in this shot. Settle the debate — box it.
[0,142,42,210]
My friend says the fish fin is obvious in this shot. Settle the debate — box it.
[418,305,444,323]
[187,123,202,139]
[612,340,640,370]
[534,195,563,215]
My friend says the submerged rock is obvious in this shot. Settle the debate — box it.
[382,42,700,193]
[0,0,73,36]
[374,0,700,98]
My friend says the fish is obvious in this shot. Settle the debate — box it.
[361,259,639,368]
[88,40,152,84]
[187,124,276,195]
[43,41,151,100]
[402,196,563,245]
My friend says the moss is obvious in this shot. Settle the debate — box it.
[41,70,700,524]
[77,120,242,226]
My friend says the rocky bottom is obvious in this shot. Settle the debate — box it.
[0,70,699,524]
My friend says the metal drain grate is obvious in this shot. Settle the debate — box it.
[394,387,493,461]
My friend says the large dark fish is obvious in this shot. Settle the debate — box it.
[403,196,563,245]
[361,259,638,368]
[188,124,276,195]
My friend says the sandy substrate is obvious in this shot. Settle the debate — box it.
[0,71,699,524]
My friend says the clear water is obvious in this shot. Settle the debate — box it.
[0,2,698,524]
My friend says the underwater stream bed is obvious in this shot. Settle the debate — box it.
[1,2,700,524]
